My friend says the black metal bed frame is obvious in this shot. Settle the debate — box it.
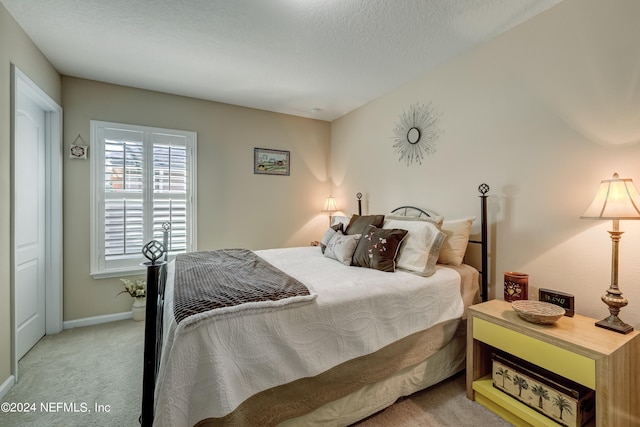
[473,183,491,303]
[139,223,170,427]
[138,184,490,426]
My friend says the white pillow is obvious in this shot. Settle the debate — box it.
[385,213,444,228]
[323,231,361,266]
[438,217,475,266]
[383,218,445,276]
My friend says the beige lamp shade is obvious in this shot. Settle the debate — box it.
[321,195,338,213]
[581,173,640,220]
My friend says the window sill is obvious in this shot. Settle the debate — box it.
[91,266,146,280]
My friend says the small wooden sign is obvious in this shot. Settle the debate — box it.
[539,288,575,317]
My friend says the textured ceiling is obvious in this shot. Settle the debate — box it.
[2,0,562,121]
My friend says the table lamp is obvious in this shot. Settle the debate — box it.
[581,172,640,333]
[321,195,338,226]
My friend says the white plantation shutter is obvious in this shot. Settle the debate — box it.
[104,129,144,259]
[91,121,197,278]
[152,136,188,252]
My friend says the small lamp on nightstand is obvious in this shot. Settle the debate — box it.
[321,195,338,226]
[581,172,640,334]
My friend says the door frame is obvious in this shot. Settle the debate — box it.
[10,65,63,379]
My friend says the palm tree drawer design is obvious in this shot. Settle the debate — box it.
[491,352,595,427]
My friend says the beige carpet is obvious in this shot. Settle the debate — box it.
[354,372,513,427]
[1,320,145,427]
[1,319,512,427]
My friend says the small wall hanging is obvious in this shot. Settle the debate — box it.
[69,134,88,159]
[254,147,290,176]
[392,102,442,166]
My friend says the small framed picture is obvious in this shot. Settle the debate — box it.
[254,148,290,176]
[69,144,88,159]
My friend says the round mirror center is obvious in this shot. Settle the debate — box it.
[407,127,421,144]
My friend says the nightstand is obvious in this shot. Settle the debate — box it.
[466,299,640,426]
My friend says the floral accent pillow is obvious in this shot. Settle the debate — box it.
[323,231,361,266]
[352,225,408,272]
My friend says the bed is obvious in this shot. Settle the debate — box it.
[140,184,490,426]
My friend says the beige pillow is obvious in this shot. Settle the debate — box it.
[383,218,445,276]
[438,217,475,266]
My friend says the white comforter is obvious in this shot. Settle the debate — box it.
[154,246,465,427]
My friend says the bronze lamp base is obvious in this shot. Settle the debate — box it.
[594,287,633,334]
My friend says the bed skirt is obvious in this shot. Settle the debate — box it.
[281,321,467,426]
[194,318,465,426]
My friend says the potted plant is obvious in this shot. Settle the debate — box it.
[118,278,146,321]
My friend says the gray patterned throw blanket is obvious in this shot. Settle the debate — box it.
[173,249,316,325]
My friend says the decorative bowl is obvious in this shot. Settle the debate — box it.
[511,300,565,324]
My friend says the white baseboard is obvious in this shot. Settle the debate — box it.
[63,311,132,329]
[0,374,16,401]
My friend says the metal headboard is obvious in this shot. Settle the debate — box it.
[390,206,433,218]
[379,184,490,301]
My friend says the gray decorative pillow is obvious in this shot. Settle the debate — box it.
[345,214,385,235]
[323,231,361,266]
[320,223,343,254]
[352,225,408,272]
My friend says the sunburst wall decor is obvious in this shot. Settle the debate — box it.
[392,102,442,166]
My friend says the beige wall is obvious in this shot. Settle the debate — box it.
[4,0,640,395]
[0,3,61,392]
[62,77,331,320]
[331,0,640,328]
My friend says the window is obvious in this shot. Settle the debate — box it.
[91,121,197,278]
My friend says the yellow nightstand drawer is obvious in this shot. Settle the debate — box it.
[473,317,596,389]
